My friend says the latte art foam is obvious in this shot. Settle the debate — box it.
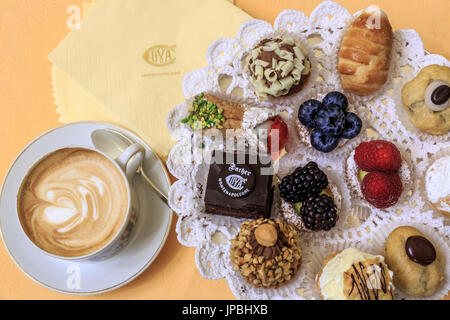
[17,148,129,257]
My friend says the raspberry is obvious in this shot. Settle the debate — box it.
[361,171,403,208]
[354,140,402,172]
[267,116,289,153]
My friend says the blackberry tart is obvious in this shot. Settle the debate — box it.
[279,162,341,231]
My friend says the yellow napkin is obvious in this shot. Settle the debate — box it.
[49,0,250,159]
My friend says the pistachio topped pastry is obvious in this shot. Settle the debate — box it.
[181,93,226,130]
[181,93,244,130]
[245,35,311,99]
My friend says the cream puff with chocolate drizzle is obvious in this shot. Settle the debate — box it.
[317,248,395,300]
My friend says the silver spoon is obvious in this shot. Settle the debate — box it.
[91,128,169,205]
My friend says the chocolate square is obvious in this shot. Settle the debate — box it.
[204,151,274,219]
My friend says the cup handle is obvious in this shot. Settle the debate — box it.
[116,143,145,181]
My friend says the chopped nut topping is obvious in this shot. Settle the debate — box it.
[230,218,302,289]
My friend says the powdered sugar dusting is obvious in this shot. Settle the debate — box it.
[425,157,450,207]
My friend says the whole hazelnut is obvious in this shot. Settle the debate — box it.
[254,223,278,247]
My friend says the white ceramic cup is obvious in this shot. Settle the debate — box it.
[16,143,145,261]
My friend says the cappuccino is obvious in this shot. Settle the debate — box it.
[17,148,129,258]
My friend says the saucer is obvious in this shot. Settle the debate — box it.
[0,122,173,295]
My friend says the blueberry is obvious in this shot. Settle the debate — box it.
[313,104,346,136]
[310,130,339,153]
[341,112,362,139]
[298,99,322,128]
[323,91,348,112]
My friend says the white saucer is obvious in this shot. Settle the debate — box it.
[0,122,173,295]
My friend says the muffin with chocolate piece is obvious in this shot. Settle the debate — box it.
[401,65,450,135]
[384,226,445,297]
[230,218,302,288]
[245,35,311,99]
[317,247,395,300]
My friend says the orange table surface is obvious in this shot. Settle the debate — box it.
[0,0,449,300]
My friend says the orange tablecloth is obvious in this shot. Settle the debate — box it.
[0,0,448,299]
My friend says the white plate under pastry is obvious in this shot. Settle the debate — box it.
[0,122,172,295]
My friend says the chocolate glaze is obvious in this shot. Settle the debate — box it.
[348,262,393,300]
[204,152,274,219]
[431,85,450,105]
[405,236,436,266]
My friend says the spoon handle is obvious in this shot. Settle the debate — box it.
[138,167,169,205]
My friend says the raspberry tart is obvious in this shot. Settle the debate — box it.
[345,139,413,209]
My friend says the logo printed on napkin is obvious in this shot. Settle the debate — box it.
[143,45,176,67]
[142,44,180,77]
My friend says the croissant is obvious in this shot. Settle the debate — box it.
[337,7,393,96]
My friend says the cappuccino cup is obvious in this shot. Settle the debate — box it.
[16,143,145,260]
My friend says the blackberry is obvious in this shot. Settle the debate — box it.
[300,194,338,231]
[278,162,328,203]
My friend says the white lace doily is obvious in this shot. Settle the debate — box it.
[166,1,450,300]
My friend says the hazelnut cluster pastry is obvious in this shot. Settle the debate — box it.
[230,218,302,288]
[246,35,311,99]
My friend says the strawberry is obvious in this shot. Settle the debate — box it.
[361,171,403,209]
[267,116,288,154]
[354,140,402,172]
